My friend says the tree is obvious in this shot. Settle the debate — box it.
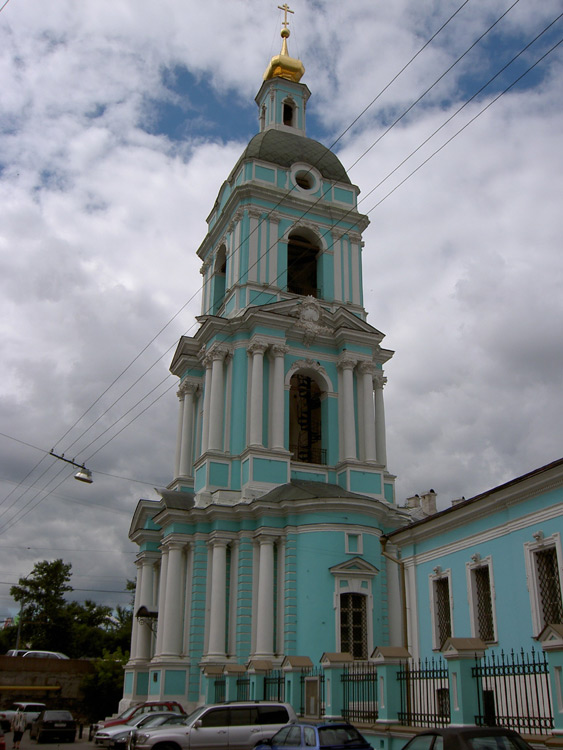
[10,559,73,653]
[80,648,129,722]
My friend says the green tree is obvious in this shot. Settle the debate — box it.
[80,648,129,722]
[10,559,73,653]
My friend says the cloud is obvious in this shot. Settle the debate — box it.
[0,0,562,620]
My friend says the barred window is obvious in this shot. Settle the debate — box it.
[535,546,563,628]
[473,565,495,642]
[434,577,452,649]
[340,592,367,659]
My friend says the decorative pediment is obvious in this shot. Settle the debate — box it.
[329,557,380,577]
[441,637,487,659]
[536,623,563,651]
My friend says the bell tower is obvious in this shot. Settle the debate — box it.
[169,9,395,506]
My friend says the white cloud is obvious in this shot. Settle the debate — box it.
[0,0,562,620]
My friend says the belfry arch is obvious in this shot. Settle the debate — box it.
[287,361,332,466]
[287,228,321,298]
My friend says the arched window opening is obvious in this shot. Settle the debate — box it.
[211,245,227,314]
[283,101,294,127]
[289,374,325,465]
[340,592,367,659]
[287,234,319,298]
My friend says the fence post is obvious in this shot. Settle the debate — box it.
[201,665,224,703]
[246,659,273,700]
[442,638,487,726]
[320,652,353,719]
[282,656,313,716]
[224,664,246,701]
[372,646,411,724]
[536,624,563,734]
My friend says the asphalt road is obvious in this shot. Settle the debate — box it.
[8,731,93,750]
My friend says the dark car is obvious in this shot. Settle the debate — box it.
[30,709,76,743]
[256,720,372,749]
[401,727,535,750]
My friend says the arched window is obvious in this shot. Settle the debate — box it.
[289,373,324,465]
[283,100,295,127]
[340,592,368,659]
[287,233,319,298]
[211,245,226,314]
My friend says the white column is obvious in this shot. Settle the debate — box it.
[174,390,185,478]
[208,346,228,451]
[200,357,213,454]
[160,541,185,657]
[338,354,357,460]
[135,555,156,662]
[358,362,377,462]
[154,549,169,657]
[248,341,268,447]
[270,344,288,450]
[179,382,198,476]
[255,535,275,658]
[207,539,228,659]
[374,372,388,467]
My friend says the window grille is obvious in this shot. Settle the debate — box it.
[434,578,452,648]
[536,547,563,628]
[474,565,495,641]
[340,593,367,659]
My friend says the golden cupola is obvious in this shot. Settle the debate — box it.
[263,3,305,83]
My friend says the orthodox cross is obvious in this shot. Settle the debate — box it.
[278,3,294,30]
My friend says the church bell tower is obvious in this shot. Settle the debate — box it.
[169,9,395,507]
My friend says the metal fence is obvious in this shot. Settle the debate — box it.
[264,670,285,701]
[342,661,378,724]
[236,676,250,700]
[473,649,554,735]
[398,657,450,727]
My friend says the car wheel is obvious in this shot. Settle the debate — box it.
[36,733,44,743]
[154,742,180,750]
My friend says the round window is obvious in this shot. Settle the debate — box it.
[291,164,320,194]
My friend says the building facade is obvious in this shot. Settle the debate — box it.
[121,16,563,724]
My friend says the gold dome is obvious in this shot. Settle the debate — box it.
[263,4,305,83]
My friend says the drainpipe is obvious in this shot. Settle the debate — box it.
[380,536,408,650]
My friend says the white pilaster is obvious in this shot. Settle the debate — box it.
[154,550,169,657]
[135,554,157,661]
[270,344,288,450]
[160,541,185,657]
[207,538,228,659]
[338,354,357,460]
[374,372,387,467]
[200,356,213,454]
[179,381,198,476]
[358,362,377,462]
[174,390,184,478]
[208,346,229,451]
[255,535,275,658]
[248,341,268,447]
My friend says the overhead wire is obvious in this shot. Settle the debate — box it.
[2,2,559,534]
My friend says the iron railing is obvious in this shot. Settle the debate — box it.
[342,661,378,724]
[398,657,450,727]
[473,648,554,735]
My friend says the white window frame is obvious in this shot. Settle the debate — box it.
[345,532,363,555]
[466,555,497,643]
[331,559,378,658]
[429,567,454,651]
[524,531,563,636]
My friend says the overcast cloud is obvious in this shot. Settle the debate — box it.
[0,0,562,622]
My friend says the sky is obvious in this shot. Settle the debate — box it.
[0,0,562,625]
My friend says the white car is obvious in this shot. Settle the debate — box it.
[95,712,187,748]
[0,702,46,731]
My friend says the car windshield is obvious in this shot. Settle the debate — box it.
[43,712,72,721]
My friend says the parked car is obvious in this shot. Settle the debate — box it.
[95,712,187,748]
[29,709,76,743]
[22,650,69,659]
[0,726,6,750]
[256,721,372,749]
[4,649,27,657]
[99,702,186,730]
[129,701,297,750]
[400,727,535,750]
[0,703,46,731]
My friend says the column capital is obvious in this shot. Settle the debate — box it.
[203,343,231,366]
[248,207,264,220]
[357,361,378,377]
[160,536,187,553]
[373,372,387,389]
[247,339,269,355]
[178,379,200,397]
[136,551,161,566]
[254,532,279,546]
[270,343,289,358]
[337,353,357,371]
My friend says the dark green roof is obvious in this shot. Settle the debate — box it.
[254,479,368,503]
[236,129,351,184]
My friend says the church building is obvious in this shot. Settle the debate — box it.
[122,12,563,721]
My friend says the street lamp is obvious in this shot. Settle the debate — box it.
[49,450,93,484]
